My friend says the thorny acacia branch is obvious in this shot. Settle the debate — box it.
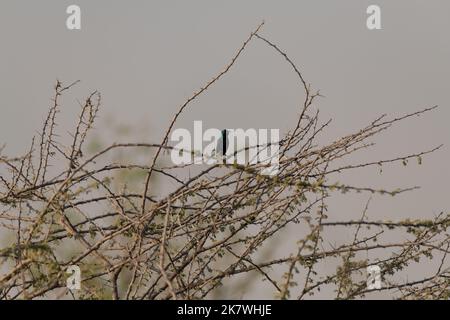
[0,23,448,300]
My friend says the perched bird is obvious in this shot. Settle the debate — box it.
[216,129,229,158]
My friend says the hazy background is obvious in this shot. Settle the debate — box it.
[0,1,449,298]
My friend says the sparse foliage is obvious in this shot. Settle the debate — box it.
[0,23,448,300]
